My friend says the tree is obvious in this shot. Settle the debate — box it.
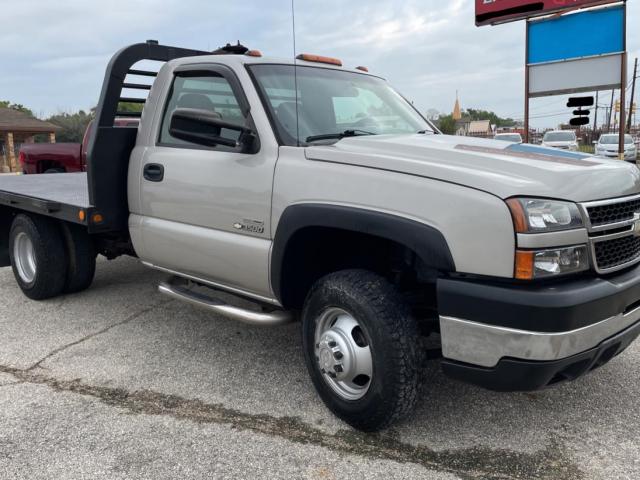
[46,110,94,143]
[0,100,34,117]
[436,114,456,135]
[117,101,144,113]
[425,108,440,121]
[464,108,515,128]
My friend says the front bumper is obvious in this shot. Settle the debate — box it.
[442,319,640,391]
[597,151,637,160]
[437,264,640,391]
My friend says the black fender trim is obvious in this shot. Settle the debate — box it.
[271,203,455,302]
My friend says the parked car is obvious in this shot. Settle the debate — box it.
[19,119,138,174]
[594,134,637,162]
[494,133,523,143]
[2,42,640,432]
[541,130,579,150]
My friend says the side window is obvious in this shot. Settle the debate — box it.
[159,73,247,147]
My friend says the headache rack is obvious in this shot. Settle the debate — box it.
[86,40,209,233]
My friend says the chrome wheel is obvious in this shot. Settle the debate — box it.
[13,231,37,283]
[314,307,373,401]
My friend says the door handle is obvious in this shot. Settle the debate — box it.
[143,163,164,182]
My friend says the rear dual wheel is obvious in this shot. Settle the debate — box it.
[9,214,95,300]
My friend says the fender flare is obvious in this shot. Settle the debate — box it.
[271,203,456,302]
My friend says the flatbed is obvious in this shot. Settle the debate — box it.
[0,173,91,226]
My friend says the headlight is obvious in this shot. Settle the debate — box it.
[506,198,584,233]
[515,245,589,279]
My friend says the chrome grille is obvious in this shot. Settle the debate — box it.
[581,195,640,274]
[587,198,640,227]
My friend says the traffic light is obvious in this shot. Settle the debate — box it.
[615,100,620,113]
[633,102,637,114]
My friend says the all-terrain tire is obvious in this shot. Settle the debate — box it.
[302,269,423,431]
[61,222,96,293]
[9,214,68,300]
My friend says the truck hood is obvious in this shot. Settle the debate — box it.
[305,134,640,202]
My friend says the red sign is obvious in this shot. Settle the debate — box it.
[476,0,619,26]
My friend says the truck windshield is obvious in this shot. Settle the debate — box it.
[599,135,633,145]
[543,131,575,142]
[249,64,433,146]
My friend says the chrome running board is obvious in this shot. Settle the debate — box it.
[158,277,293,326]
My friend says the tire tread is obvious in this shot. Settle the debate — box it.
[303,269,423,431]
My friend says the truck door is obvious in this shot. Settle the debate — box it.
[131,64,276,301]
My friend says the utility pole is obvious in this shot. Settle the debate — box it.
[608,89,615,132]
[593,91,599,133]
[627,57,637,133]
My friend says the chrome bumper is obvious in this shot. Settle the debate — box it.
[440,304,640,368]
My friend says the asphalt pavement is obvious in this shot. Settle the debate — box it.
[1,256,639,479]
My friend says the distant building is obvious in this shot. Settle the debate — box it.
[453,91,462,121]
[456,119,494,138]
[0,108,60,172]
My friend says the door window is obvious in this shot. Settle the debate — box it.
[159,74,247,147]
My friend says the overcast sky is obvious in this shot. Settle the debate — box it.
[1,0,638,128]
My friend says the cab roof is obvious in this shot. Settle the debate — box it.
[169,52,377,77]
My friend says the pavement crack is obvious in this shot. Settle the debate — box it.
[26,301,170,371]
[0,380,23,388]
[0,364,584,480]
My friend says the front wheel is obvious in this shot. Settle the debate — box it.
[302,269,423,431]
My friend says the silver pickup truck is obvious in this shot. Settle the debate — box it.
[2,41,640,432]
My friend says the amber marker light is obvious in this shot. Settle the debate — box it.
[505,198,528,233]
[245,50,262,57]
[515,250,534,280]
[296,53,342,66]
[91,213,104,224]
[355,66,369,72]
[78,210,86,222]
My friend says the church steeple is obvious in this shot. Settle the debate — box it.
[453,90,462,121]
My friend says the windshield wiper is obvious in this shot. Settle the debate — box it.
[305,129,376,143]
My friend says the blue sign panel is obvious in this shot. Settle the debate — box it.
[527,5,624,65]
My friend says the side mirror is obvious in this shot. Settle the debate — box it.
[592,140,598,144]
[169,108,257,152]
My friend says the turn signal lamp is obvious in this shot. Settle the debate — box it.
[296,54,342,66]
[515,251,534,280]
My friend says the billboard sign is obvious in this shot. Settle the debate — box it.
[476,0,619,26]
[527,5,624,97]
[528,54,622,97]
[527,5,624,64]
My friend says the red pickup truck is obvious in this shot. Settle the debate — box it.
[19,119,138,174]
